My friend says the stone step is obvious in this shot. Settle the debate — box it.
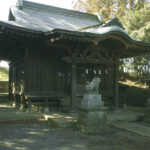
[107,109,144,122]
[43,108,146,129]
[111,122,150,138]
[43,113,77,128]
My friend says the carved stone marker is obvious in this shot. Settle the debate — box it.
[77,77,109,134]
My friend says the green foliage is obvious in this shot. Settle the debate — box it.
[120,2,150,79]
[73,0,150,79]
[73,0,148,21]
[73,0,149,40]
[73,0,116,21]
[121,3,150,42]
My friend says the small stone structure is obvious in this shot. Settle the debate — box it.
[77,77,109,134]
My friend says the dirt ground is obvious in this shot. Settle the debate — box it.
[0,121,150,150]
[0,102,149,150]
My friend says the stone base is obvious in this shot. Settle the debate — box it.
[81,94,103,110]
[77,110,109,134]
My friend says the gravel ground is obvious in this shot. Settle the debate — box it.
[0,121,150,150]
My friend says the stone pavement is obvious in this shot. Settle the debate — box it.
[0,103,150,138]
[43,108,144,128]
[111,122,150,138]
[107,109,144,122]
[42,109,150,138]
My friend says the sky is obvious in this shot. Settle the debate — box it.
[0,0,74,67]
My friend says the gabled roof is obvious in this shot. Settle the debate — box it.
[3,1,136,41]
[0,0,149,58]
[0,0,137,40]
[8,0,100,32]
[4,1,143,43]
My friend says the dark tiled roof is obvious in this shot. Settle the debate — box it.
[7,1,100,32]
[0,0,149,50]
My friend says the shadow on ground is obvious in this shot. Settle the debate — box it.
[0,103,150,150]
[0,122,150,150]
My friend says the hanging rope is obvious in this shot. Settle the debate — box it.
[76,66,109,75]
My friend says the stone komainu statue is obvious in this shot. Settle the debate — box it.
[85,77,101,94]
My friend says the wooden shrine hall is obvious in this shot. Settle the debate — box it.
[0,0,150,111]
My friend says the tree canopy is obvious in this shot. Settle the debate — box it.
[121,3,150,42]
[73,0,150,41]
[73,0,148,21]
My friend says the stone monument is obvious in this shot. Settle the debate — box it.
[77,77,109,134]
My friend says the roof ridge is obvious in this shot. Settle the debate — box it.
[23,0,99,22]
[78,23,102,31]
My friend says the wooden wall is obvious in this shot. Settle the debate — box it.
[9,50,115,105]
[24,56,71,96]
[76,64,115,97]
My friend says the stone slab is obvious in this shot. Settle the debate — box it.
[107,109,144,122]
[80,106,108,112]
[42,108,145,129]
[111,122,150,138]
[43,113,77,128]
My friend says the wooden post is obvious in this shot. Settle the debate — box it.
[71,56,76,110]
[28,98,31,112]
[114,60,119,109]
[8,67,12,100]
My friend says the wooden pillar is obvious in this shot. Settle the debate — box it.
[8,67,11,99]
[71,56,76,110]
[114,60,119,109]
[28,98,31,112]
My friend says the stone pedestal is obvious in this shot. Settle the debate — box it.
[81,94,103,110]
[77,94,109,134]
